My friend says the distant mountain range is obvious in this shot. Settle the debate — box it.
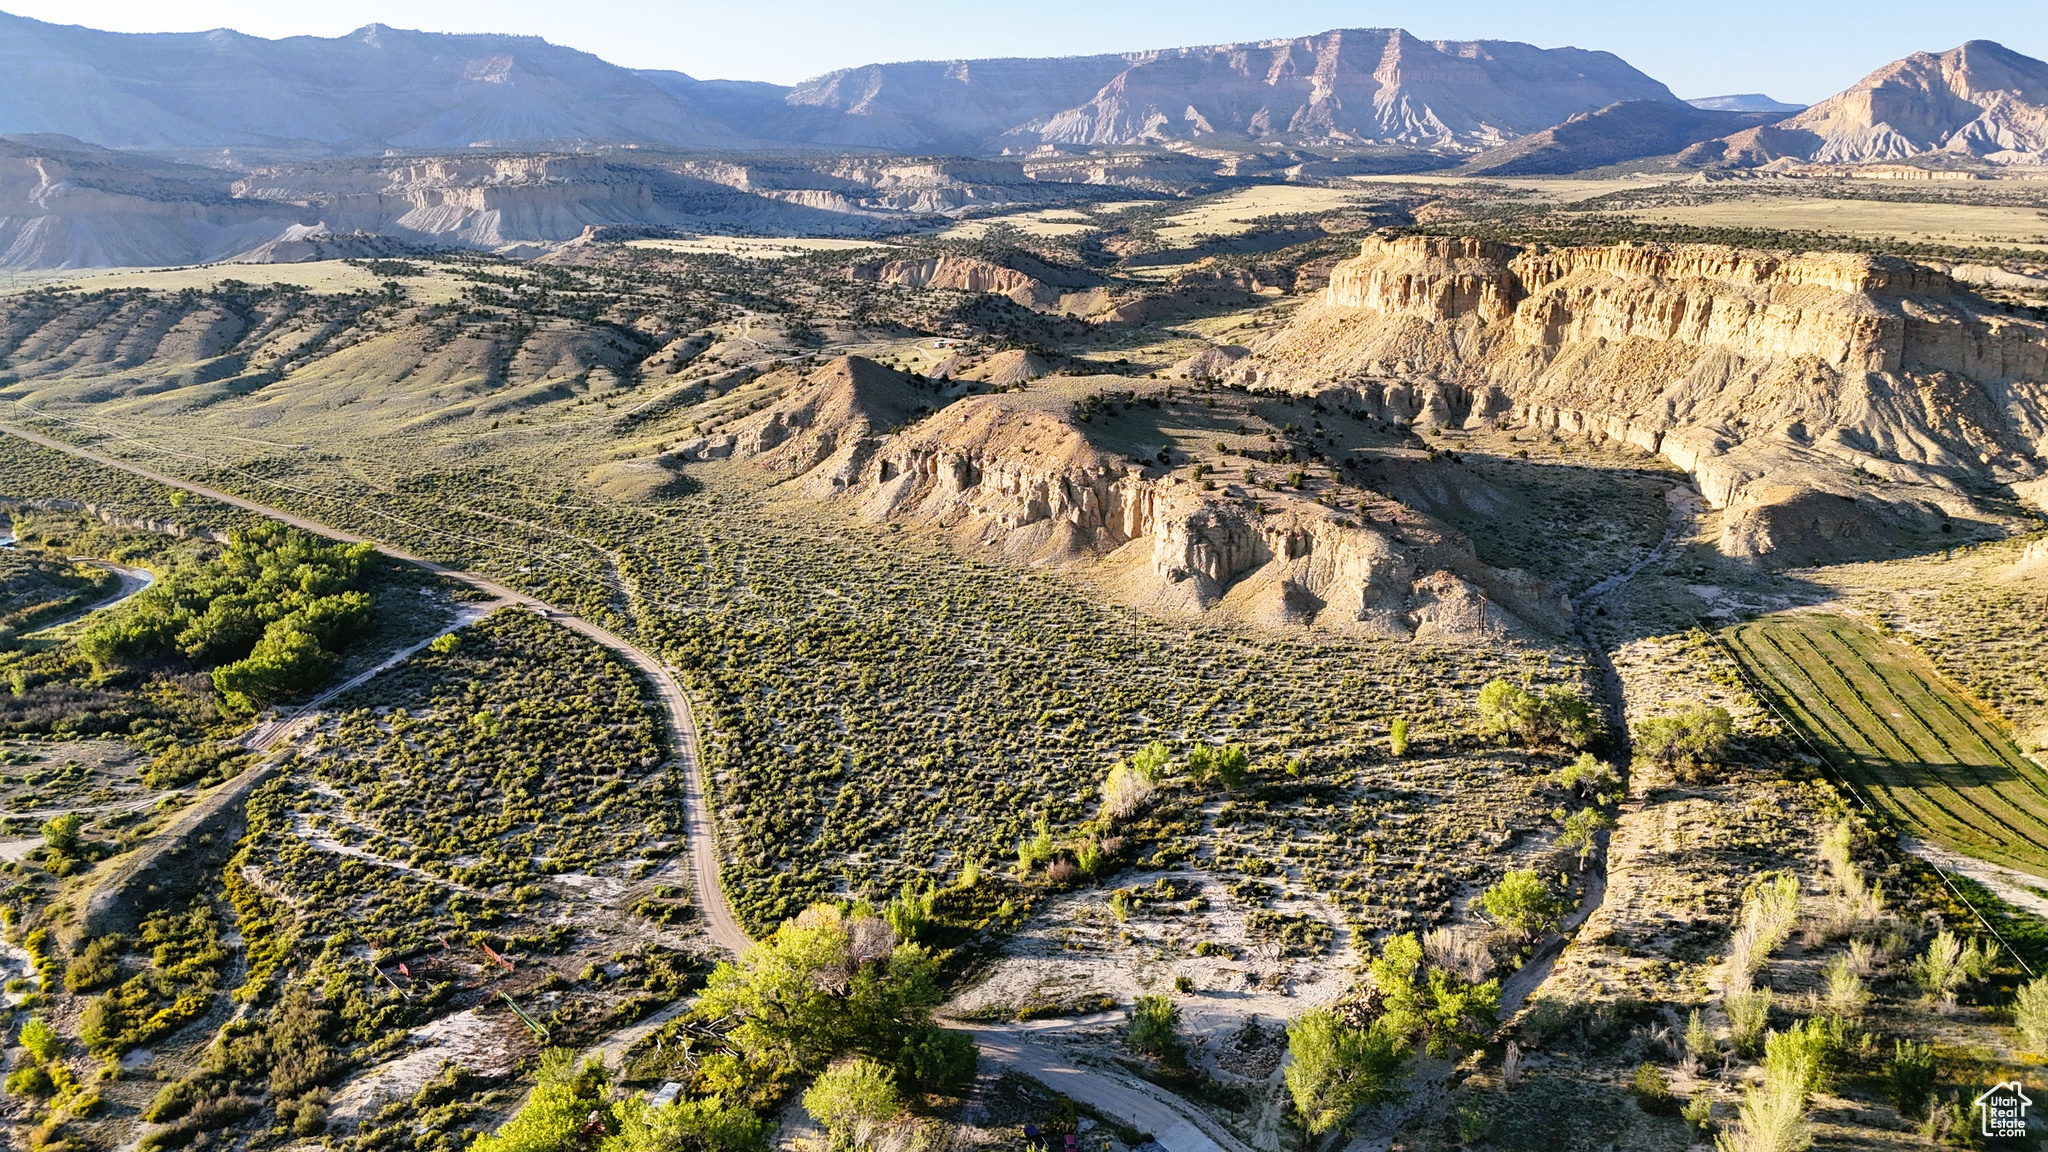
[0,13,737,154]
[1688,40,2048,167]
[759,29,1680,154]
[0,15,1678,157]
[1459,41,2048,175]
[0,11,2044,270]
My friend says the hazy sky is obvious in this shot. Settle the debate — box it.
[7,0,2044,104]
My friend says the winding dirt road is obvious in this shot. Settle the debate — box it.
[0,422,754,958]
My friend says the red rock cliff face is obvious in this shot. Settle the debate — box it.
[1250,236,2048,564]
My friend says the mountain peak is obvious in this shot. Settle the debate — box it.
[0,16,1668,159]
[1688,38,2048,168]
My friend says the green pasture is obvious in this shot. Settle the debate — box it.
[1724,614,2048,878]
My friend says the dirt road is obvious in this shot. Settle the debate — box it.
[20,557,155,636]
[0,422,754,958]
[6,420,1273,1133]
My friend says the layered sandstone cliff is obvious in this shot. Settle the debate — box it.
[678,356,1567,639]
[846,256,1060,308]
[1245,235,2048,564]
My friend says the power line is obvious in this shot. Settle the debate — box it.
[1699,620,2037,980]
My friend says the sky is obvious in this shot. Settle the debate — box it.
[5,0,2044,105]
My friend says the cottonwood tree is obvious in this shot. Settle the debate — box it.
[1636,705,1733,778]
[1284,1009,1408,1135]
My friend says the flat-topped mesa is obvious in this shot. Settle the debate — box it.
[1511,242,1956,295]
[1261,235,2048,566]
[1323,238,1958,371]
[1324,235,1520,322]
[1305,233,2046,392]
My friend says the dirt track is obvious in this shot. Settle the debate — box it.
[0,421,755,958]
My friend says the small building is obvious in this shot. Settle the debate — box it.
[646,1081,684,1109]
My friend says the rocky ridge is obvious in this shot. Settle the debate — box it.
[0,14,1679,161]
[1239,235,2048,564]
[846,255,1062,309]
[0,145,1119,269]
[1007,29,1678,153]
[1688,40,2048,168]
[1457,100,1776,176]
[675,356,1569,639]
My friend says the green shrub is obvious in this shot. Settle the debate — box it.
[267,986,339,1098]
[65,935,123,993]
[1719,1079,1808,1152]
[1557,807,1614,870]
[1555,752,1619,800]
[1725,984,1773,1056]
[1186,743,1249,789]
[802,1058,901,1152]
[602,1095,765,1152]
[5,1063,53,1097]
[1284,1008,1408,1135]
[1634,705,1732,777]
[1456,1097,1492,1142]
[1481,869,1563,939]
[894,1025,976,1095]
[1477,681,1599,749]
[17,1015,61,1062]
[1682,1091,1714,1135]
[471,1049,610,1152]
[2017,975,2048,1052]
[143,1076,211,1123]
[144,743,256,790]
[1885,1040,1937,1118]
[1684,1009,1716,1062]
[80,994,120,1054]
[39,811,81,853]
[1763,1017,1847,1100]
[1631,1062,1673,1114]
[1913,929,1993,1003]
[1369,933,1500,1058]
[1128,995,1184,1068]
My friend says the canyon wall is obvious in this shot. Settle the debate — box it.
[1246,235,2048,564]
[0,141,1117,269]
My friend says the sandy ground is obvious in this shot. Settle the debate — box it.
[1610,196,2048,249]
[1350,173,1690,200]
[1902,836,2048,923]
[1,260,474,303]
[937,209,1100,240]
[941,869,1356,1030]
[326,1009,522,1126]
[1150,186,1379,244]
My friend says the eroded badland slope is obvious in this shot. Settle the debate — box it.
[1240,235,2048,565]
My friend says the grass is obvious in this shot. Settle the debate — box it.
[1722,613,2048,877]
